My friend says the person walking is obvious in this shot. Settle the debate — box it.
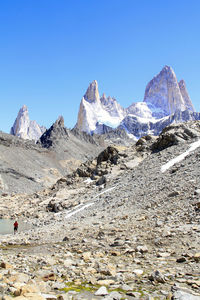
[13,221,18,234]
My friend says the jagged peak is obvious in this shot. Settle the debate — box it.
[84,80,100,102]
[179,79,186,88]
[19,104,28,114]
[54,115,65,127]
[162,65,173,72]
[143,65,191,118]
[157,65,177,79]
[144,66,177,95]
[10,105,45,141]
[101,93,107,100]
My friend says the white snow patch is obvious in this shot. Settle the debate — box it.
[94,185,117,198]
[84,178,93,184]
[83,99,124,132]
[65,202,94,219]
[161,139,200,173]
[64,185,118,219]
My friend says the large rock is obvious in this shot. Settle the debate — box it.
[172,286,200,300]
[97,146,119,165]
[151,121,200,151]
[10,105,45,141]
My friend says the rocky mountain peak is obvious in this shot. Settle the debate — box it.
[39,116,69,149]
[100,93,107,104]
[178,79,195,112]
[160,65,174,75]
[10,105,45,141]
[76,81,125,134]
[20,104,28,113]
[84,80,100,102]
[54,115,65,128]
[143,65,191,118]
[179,79,186,88]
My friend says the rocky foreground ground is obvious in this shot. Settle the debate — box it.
[0,122,200,299]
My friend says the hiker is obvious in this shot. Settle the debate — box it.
[13,221,18,234]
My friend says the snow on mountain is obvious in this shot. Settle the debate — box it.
[161,139,200,173]
[76,66,196,140]
[10,105,45,141]
[120,110,200,140]
[76,80,125,133]
[126,102,153,119]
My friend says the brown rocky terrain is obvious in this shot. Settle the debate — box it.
[0,121,200,299]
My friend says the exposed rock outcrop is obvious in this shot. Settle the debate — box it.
[179,79,195,112]
[97,146,119,165]
[39,116,69,149]
[143,66,195,118]
[151,121,200,152]
[84,80,100,102]
[10,105,45,141]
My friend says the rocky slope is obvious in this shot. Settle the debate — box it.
[0,118,103,194]
[10,105,46,141]
[0,120,200,299]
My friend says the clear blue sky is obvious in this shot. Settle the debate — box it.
[0,0,200,133]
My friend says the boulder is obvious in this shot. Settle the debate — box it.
[97,146,119,165]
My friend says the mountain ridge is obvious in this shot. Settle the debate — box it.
[76,66,196,139]
[10,66,197,142]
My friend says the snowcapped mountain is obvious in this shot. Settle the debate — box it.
[76,80,125,134]
[76,66,196,139]
[10,105,46,141]
[120,110,200,139]
[143,66,194,118]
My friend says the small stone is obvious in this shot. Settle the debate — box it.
[57,295,71,300]
[126,291,141,297]
[149,270,165,283]
[135,245,148,253]
[0,262,12,269]
[95,286,108,296]
[97,279,115,286]
[133,269,144,276]
[105,291,122,299]
[41,294,57,299]
[82,252,91,261]
[176,257,186,263]
[193,253,200,262]
[63,258,74,267]
[121,284,132,291]
[194,189,200,195]
[168,191,180,197]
